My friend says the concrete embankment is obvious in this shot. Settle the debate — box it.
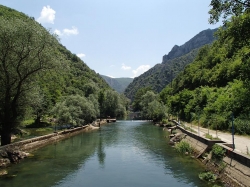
[0,120,108,169]
[170,121,250,187]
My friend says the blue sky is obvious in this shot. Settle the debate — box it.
[1,0,221,78]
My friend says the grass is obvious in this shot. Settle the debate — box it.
[20,119,35,126]
[184,126,197,133]
[205,133,221,140]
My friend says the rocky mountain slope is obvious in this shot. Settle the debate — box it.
[124,28,217,100]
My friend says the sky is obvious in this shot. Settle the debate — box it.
[1,0,222,78]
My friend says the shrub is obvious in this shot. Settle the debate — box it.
[234,118,250,135]
[161,119,168,124]
[199,171,217,182]
[212,144,225,161]
[175,141,193,154]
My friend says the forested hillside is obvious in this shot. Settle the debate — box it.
[124,29,217,100]
[0,5,127,145]
[100,75,133,93]
[159,8,250,134]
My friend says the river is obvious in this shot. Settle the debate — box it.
[0,121,219,187]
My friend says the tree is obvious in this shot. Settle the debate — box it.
[140,91,158,119]
[147,100,167,121]
[52,95,98,126]
[132,87,152,111]
[0,17,62,145]
[209,0,250,24]
[102,90,119,117]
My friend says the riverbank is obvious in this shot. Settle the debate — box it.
[0,119,108,170]
[166,121,250,187]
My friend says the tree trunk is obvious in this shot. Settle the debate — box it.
[1,97,18,146]
[1,118,12,145]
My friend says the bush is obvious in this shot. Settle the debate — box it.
[161,119,168,124]
[175,141,193,154]
[212,144,225,161]
[199,171,217,182]
[234,118,250,135]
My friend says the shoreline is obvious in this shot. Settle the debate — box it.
[0,120,108,170]
[163,121,250,187]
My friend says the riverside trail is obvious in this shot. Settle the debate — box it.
[183,122,250,155]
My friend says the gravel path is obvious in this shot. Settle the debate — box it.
[183,123,250,155]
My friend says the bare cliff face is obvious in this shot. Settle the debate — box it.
[162,28,217,63]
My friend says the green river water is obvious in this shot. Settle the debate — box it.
[0,121,221,187]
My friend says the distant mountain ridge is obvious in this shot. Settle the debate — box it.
[162,28,217,63]
[124,28,218,100]
[100,75,133,93]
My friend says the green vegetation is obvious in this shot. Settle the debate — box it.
[159,8,250,134]
[199,171,217,182]
[205,133,220,140]
[212,144,226,161]
[0,5,127,145]
[175,141,193,154]
[124,29,216,100]
[126,1,250,135]
[100,75,133,93]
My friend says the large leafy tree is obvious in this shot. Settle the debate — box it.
[52,95,98,126]
[0,17,62,145]
[209,0,250,24]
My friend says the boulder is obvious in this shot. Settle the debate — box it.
[0,158,11,167]
[0,169,8,176]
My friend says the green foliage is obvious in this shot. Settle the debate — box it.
[26,122,51,128]
[146,100,167,121]
[132,87,152,111]
[208,0,250,24]
[52,95,99,125]
[0,4,127,145]
[124,29,217,100]
[212,144,226,161]
[234,116,250,135]
[0,7,64,145]
[205,133,220,140]
[101,75,133,93]
[175,141,193,154]
[199,171,217,182]
[159,11,250,133]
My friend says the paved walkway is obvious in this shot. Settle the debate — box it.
[183,123,250,155]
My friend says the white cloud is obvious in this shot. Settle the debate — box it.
[121,63,131,70]
[132,65,151,77]
[77,53,86,58]
[54,27,79,36]
[63,27,79,35]
[76,53,86,58]
[107,75,115,78]
[37,5,56,24]
[54,29,62,36]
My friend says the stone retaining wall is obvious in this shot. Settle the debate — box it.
[0,125,90,152]
[172,121,250,187]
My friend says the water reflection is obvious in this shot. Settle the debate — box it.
[0,121,217,187]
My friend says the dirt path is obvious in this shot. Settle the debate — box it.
[183,123,250,155]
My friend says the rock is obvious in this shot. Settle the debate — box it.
[1,147,29,163]
[0,150,8,158]
[169,134,175,138]
[0,158,11,167]
[169,141,175,146]
[0,169,8,176]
